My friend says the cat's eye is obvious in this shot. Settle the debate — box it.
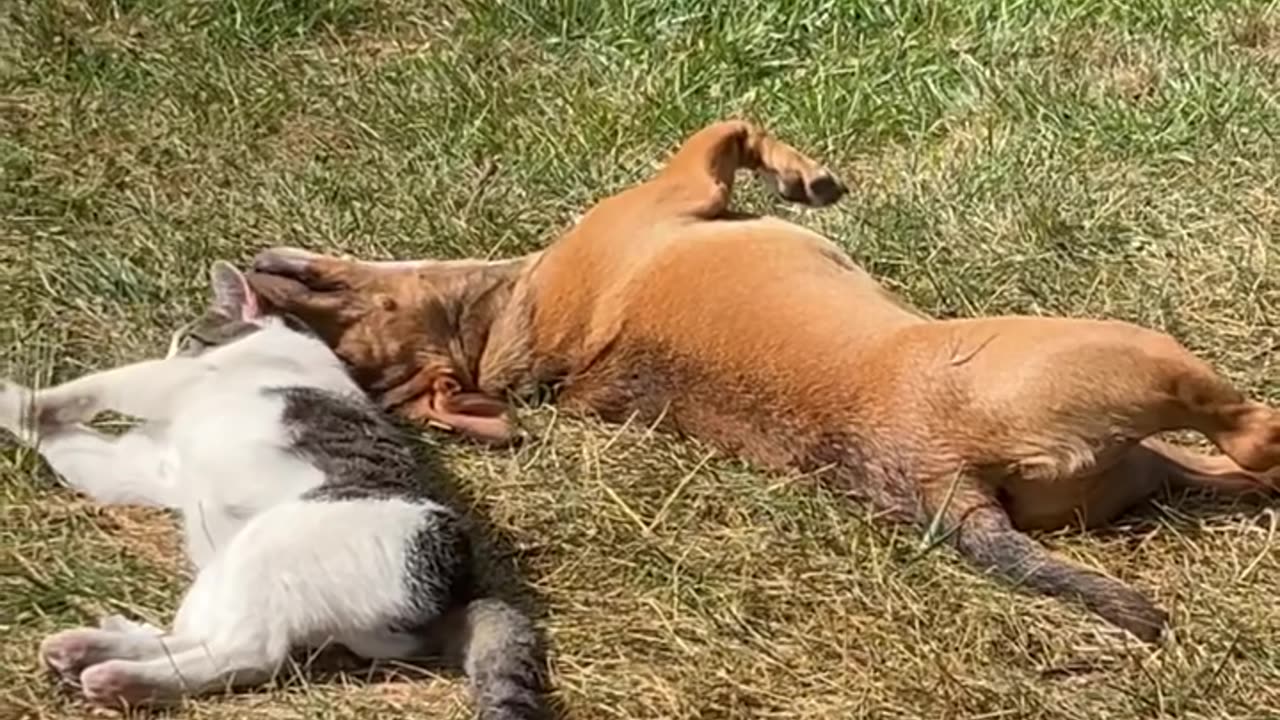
[166,325,192,359]
[166,323,211,359]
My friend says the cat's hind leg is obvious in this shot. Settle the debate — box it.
[73,501,422,706]
[338,630,426,659]
[98,614,165,636]
[78,641,279,707]
[74,564,287,706]
[41,624,193,684]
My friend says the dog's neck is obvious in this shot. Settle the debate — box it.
[453,252,545,399]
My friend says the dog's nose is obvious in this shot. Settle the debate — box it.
[251,247,321,277]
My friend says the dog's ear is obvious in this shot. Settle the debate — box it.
[381,365,515,447]
[404,373,516,447]
[403,262,526,447]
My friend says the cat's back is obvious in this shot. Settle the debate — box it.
[270,386,438,506]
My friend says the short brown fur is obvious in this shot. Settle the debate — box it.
[247,120,1280,641]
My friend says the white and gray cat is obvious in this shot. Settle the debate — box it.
[0,261,546,718]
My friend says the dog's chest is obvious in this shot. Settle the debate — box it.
[555,339,816,470]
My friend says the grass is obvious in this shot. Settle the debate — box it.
[3,0,1280,717]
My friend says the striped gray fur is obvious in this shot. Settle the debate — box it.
[271,385,549,719]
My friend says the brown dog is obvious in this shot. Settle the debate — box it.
[246,120,1280,642]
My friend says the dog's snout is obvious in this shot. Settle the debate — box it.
[250,247,352,293]
[251,247,319,278]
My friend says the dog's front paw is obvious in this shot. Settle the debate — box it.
[760,164,847,208]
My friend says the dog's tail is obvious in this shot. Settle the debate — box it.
[439,597,549,720]
[946,501,1168,642]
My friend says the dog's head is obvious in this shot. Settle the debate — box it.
[246,247,528,446]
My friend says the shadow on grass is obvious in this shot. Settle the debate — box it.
[390,426,568,720]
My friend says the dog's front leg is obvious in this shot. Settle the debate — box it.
[642,120,848,218]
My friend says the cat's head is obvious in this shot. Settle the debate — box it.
[167,261,315,358]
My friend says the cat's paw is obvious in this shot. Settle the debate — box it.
[41,629,108,682]
[0,380,37,445]
[81,661,162,707]
[36,389,97,429]
[0,382,95,443]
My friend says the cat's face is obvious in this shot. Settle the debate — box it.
[168,261,311,359]
[169,313,261,358]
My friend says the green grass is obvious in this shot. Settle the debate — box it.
[3,0,1280,717]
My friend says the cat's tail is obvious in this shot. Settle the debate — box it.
[443,597,549,720]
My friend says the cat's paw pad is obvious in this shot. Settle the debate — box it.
[40,630,100,681]
[81,662,157,707]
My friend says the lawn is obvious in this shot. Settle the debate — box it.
[3,0,1280,718]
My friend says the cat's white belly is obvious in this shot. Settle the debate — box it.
[169,387,329,569]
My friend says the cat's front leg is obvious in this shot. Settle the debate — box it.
[26,358,211,427]
[1,381,179,507]
[1,377,105,440]
[0,378,100,437]
[0,380,39,444]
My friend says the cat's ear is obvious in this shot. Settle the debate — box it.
[209,261,262,321]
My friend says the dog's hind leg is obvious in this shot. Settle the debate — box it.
[1140,437,1277,494]
[999,437,1275,532]
[934,320,1273,513]
[1050,328,1280,478]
